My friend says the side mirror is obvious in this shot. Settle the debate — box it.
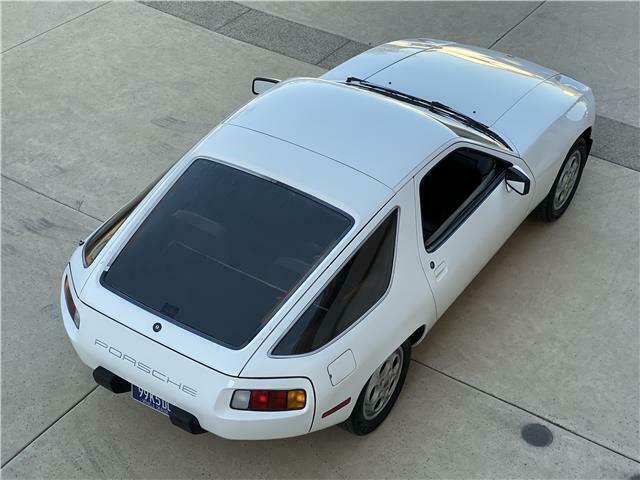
[252,77,280,95]
[505,166,530,195]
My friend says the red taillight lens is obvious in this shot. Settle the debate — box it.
[231,389,306,411]
[248,390,269,410]
[63,276,80,329]
[249,390,287,411]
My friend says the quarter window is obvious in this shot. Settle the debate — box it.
[420,148,508,251]
[272,210,398,356]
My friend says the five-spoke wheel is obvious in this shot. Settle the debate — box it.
[535,136,588,221]
[343,340,411,435]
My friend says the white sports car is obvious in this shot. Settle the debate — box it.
[61,39,595,438]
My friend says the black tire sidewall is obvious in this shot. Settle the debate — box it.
[546,138,587,220]
[345,340,411,435]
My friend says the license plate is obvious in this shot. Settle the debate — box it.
[132,385,173,416]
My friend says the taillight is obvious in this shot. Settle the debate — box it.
[230,389,306,411]
[63,276,80,329]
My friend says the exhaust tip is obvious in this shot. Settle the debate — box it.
[92,367,205,435]
[169,405,206,434]
[93,366,131,394]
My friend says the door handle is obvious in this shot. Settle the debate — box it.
[433,260,448,280]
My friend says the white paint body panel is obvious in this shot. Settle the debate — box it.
[63,267,315,440]
[321,38,454,82]
[241,183,436,431]
[79,124,392,376]
[367,44,557,126]
[62,38,595,439]
[493,74,596,206]
[226,78,456,189]
[327,350,357,386]
[414,143,536,316]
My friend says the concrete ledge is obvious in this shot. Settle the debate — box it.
[138,1,640,172]
[139,1,249,32]
[592,116,640,171]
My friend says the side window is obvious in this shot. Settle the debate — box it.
[272,209,399,356]
[420,148,508,251]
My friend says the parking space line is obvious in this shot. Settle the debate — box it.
[411,358,640,465]
[488,1,546,49]
[138,1,638,172]
[1,2,111,55]
[0,386,99,469]
[1,175,104,223]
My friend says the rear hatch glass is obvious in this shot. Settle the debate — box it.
[102,159,353,349]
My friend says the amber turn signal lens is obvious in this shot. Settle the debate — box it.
[287,390,306,409]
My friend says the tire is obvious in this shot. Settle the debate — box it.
[343,340,411,435]
[534,137,588,222]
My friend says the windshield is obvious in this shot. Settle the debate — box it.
[102,159,353,348]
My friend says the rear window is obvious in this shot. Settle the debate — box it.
[102,159,353,349]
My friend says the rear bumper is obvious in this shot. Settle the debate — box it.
[61,268,315,440]
[92,366,206,434]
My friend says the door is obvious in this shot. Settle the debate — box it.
[415,144,534,317]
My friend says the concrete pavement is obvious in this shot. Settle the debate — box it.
[1,1,106,53]
[414,157,640,460]
[242,1,639,126]
[242,1,541,48]
[2,1,323,221]
[2,358,638,479]
[1,177,99,466]
[1,0,322,464]
[2,1,638,478]
[239,0,640,169]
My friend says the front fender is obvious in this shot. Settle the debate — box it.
[493,75,595,208]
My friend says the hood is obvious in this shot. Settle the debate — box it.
[322,39,558,127]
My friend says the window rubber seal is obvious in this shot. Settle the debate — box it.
[424,164,510,253]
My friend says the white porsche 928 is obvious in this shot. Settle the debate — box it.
[61,39,595,438]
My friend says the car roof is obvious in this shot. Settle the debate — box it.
[223,78,458,190]
[189,122,394,225]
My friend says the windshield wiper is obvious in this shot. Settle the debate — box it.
[345,77,511,151]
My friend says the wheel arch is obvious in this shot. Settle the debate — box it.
[579,126,593,158]
[409,325,427,346]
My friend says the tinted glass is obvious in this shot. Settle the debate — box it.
[84,165,172,266]
[420,148,501,247]
[102,159,353,348]
[272,210,398,356]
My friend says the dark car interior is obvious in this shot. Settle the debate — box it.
[272,210,398,356]
[420,148,508,249]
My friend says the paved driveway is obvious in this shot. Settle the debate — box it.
[2,2,638,478]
